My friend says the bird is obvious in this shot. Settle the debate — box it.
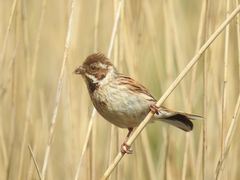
[74,53,201,154]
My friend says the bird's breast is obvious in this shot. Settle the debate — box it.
[90,83,151,128]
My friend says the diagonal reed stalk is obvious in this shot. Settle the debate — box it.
[28,145,42,180]
[101,5,240,180]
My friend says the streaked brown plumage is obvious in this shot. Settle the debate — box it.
[75,53,201,153]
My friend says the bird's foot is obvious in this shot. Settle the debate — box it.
[120,142,133,154]
[149,104,159,115]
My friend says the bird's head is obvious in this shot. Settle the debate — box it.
[74,53,117,91]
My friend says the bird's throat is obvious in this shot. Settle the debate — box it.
[85,78,99,93]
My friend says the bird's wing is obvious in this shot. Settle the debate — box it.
[116,74,156,102]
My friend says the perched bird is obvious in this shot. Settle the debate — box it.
[74,53,200,154]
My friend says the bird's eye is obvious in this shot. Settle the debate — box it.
[90,64,97,71]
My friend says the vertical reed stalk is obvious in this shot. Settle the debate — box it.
[41,0,76,179]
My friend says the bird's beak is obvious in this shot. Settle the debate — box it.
[74,66,85,75]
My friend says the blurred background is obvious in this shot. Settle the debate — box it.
[0,0,240,179]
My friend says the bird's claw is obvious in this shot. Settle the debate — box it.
[149,104,159,115]
[120,142,133,154]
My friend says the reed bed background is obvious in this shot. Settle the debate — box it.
[0,0,240,180]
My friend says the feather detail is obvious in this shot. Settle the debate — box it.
[78,53,201,130]
[154,107,202,131]
[116,74,156,102]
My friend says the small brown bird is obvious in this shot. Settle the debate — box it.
[75,53,200,154]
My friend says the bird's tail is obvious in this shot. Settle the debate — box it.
[154,107,202,132]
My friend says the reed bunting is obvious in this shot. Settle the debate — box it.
[74,53,200,154]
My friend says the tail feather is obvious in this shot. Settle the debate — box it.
[164,114,193,131]
[154,108,202,132]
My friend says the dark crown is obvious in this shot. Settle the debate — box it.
[83,53,113,67]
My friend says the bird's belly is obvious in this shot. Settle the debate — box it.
[91,86,151,128]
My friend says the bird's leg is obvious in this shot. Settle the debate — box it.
[121,128,133,154]
[149,104,159,115]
